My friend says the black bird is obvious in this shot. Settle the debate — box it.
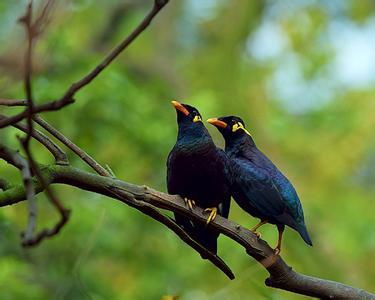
[167,101,231,256]
[208,116,312,254]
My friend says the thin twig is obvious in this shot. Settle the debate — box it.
[20,143,70,247]
[0,0,169,128]
[17,0,70,246]
[33,0,55,35]
[0,144,37,240]
[18,1,40,243]
[18,1,35,145]
[33,115,109,176]
[0,114,68,165]
[0,99,28,106]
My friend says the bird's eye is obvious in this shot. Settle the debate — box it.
[232,122,252,136]
[232,122,244,132]
[193,115,202,123]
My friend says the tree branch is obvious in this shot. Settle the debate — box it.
[0,159,234,279]
[0,100,105,173]
[0,99,28,106]
[0,114,68,165]
[19,143,71,247]
[33,115,109,176]
[0,144,37,240]
[0,164,373,299]
[0,0,169,128]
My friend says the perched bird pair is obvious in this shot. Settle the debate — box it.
[167,101,312,257]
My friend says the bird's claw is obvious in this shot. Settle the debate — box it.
[273,247,281,256]
[204,207,217,225]
[252,231,261,239]
[184,198,195,210]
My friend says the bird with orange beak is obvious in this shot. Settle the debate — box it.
[208,116,312,254]
[167,101,231,257]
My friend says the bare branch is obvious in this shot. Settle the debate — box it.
[0,99,28,106]
[2,1,69,246]
[18,1,35,145]
[0,144,37,240]
[18,142,71,247]
[17,1,49,244]
[0,0,169,128]
[0,164,373,299]
[33,0,56,35]
[0,114,68,165]
[33,115,109,176]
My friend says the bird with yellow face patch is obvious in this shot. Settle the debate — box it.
[208,116,312,254]
[167,101,231,258]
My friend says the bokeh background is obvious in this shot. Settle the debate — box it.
[1,0,374,299]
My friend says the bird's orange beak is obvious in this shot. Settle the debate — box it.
[171,100,189,116]
[207,118,227,128]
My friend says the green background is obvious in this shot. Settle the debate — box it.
[0,1,374,299]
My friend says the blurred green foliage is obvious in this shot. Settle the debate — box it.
[0,1,374,299]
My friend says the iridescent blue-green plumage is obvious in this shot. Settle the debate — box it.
[211,116,312,247]
[167,103,231,256]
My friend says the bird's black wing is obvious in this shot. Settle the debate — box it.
[231,157,286,219]
[166,149,176,193]
[167,148,196,235]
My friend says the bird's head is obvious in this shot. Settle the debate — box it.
[207,116,251,140]
[171,100,203,124]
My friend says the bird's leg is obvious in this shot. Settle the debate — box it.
[203,207,217,225]
[250,220,268,238]
[274,225,285,255]
[183,198,196,210]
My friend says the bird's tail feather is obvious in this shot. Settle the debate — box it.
[174,213,218,258]
[296,223,313,246]
[194,223,219,257]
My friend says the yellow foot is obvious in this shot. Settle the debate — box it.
[204,207,217,225]
[184,198,195,210]
[251,231,261,239]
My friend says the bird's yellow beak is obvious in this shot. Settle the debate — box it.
[207,118,227,128]
[171,100,189,116]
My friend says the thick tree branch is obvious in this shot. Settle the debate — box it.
[0,0,169,128]
[0,164,373,299]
